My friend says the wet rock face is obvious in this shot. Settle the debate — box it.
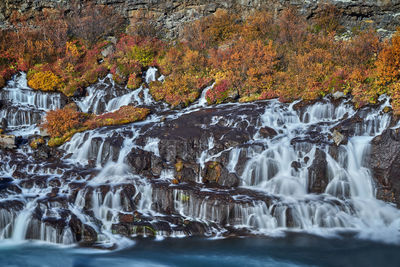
[134,103,267,187]
[1,69,400,248]
[202,161,239,187]
[127,149,163,178]
[369,128,400,207]
[308,149,329,194]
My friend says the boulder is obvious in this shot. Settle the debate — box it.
[68,215,97,244]
[126,149,163,177]
[308,148,329,194]
[332,91,345,100]
[332,129,346,146]
[369,128,400,207]
[101,44,115,58]
[259,127,278,138]
[174,159,198,183]
[0,135,16,149]
[202,161,239,187]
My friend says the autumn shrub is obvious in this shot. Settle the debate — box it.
[149,43,211,107]
[376,32,400,85]
[84,106,150,129]
[41,106,88,138]
[150,73,212,107]
[208,39,278,101]
[29,137,45,149]
[42,105,150,146]
[183,9,240,50]
[389,82,400,115]
[206,79,231,104]
[312,4,343,35]
[339,30,379,68]
[27,71,64,91]
[127,74,142,89]
[241,11,276,41]
[276,8,308,50]
[67,1,125,45]
[26,40,110,96]
[108,35,164,86]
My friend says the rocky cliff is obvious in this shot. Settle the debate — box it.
[1,0,400,38]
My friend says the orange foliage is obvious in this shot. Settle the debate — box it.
[389,82,400,115]
[84,106,150,129]
[42,105,150,146]
[209,39,278,101]
[183,9,240,50]
[150,44,210,107]
[41,106,88,138]
[376,32,400,85]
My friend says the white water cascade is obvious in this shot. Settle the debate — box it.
[1,68,400,248]
[0,73,64,135]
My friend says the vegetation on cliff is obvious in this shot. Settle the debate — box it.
[42,104,149,147]
[2,4,400,114]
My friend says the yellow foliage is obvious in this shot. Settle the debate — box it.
[27,71,64,91]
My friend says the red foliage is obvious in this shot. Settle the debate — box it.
[206,79,230,104]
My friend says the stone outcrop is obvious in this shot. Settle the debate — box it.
[369,128,400,207]
[308,148,329,194]
[1,0,400,38]
[0,135,16,149]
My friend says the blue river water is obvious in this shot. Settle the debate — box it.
[0,233,399,267]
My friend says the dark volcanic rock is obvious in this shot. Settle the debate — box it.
[1,0,399,39]
[202,161,239,188]
[127,149,163,178]
[369,128,400,207]
[69,215,97,244]
[174,159,198,183]
[259,127,278,138]
[308,148,329,194]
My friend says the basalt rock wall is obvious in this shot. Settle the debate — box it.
[1,0,400,38]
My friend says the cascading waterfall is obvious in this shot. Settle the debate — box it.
[0,72,63,135]
[1,68,400,248]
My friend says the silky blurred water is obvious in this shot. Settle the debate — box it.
[0,234,398,267]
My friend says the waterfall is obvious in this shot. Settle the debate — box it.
[0,73,64,136]
[1,69,400,248]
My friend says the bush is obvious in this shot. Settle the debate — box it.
[206,79,231,104]
[29,137,45,149]
[27,71,64,91]
[127,74,142,89]
[376,32,400,85]
[183,9,240,50]
[42,105,150,146]
[67,2,125,45]
[108,35,164,86]
[41,107,88,138]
